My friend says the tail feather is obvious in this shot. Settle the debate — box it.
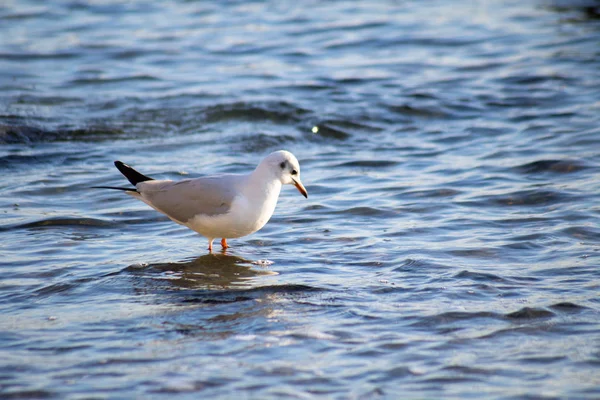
[91,186,136,191]
[114,161,154,186]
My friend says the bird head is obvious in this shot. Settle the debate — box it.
[261,150,308,198]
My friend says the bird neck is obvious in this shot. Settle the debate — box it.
[246,166,282,199]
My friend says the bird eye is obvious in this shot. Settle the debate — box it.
[291,169,297,175]
[280,162,285,169]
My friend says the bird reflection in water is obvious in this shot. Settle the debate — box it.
[125,253,278,292]
[121,254,319,341]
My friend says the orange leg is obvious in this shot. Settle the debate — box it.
[221,238,229,249]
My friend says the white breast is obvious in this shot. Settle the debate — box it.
[185,180,282,240]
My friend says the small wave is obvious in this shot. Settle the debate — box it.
[500,240,546,251]
[1,9,48,21]
[0,151,66,169]
[0,51,78,60]
[442,365,497,376]
[6,94,81,106]
[209,43,281,56]
[31,275,98,299]
[68,74,160,86]
[485,189,572,207]
[2,218,117,232]
[560,226,600,242]
[510,110,578,123]
[182,295,254,304]
[33,282,76,297]
[276,81,337,91]
[464,126,510,136]
[325,36,479,51]
[504,307,555,320]
[393,258,450,272]
[497,73,575,86]
[549,302,588,312]
[333,206,395,217]
[324,37,385,51]
[455,61,506,72]
[486,96,549,109]
[515,159,590,174]
[243,284,322,295]
[0,123,52,144]
[454,270,512,283]
[335,160,398,168]
[516,355,567,364]
[387,104,450,119]
[0,389,56,399]
[110,49,156,60]
[432,311,501,323]
[0,123,125,144]
[410,311,502,329]
[235,132,298,153]
[401,188,462,199]
[449,248,498,258]
[202,101,309,124]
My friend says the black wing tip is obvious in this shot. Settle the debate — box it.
[113,160,154,186]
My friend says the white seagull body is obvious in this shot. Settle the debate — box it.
[96,150,307,251]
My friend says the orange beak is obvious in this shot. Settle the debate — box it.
[293,179,308,198]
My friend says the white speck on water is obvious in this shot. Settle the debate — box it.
[253,259,274,266]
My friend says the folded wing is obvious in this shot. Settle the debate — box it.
[136,176,240,223]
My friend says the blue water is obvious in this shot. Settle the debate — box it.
[1,1,600,398]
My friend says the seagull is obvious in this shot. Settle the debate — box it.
[94,150,308,252]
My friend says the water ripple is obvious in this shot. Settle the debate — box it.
[1,217,117,232]
[514,159,591,174]
[1,0,599,398]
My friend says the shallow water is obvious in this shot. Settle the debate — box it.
[2,0,600,398]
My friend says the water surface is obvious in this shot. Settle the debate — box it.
[1,1,600,398]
